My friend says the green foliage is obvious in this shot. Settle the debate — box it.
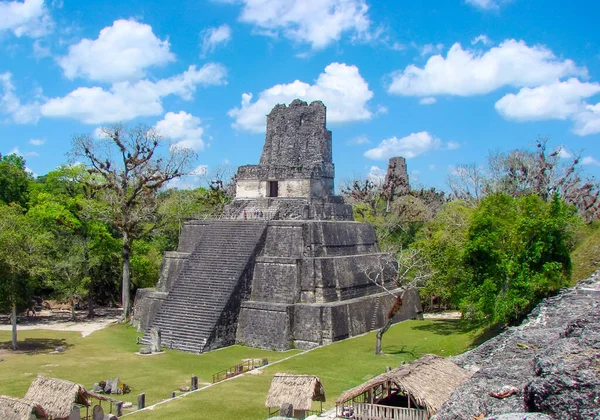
[0,154,32,208]
[461,193,578,325]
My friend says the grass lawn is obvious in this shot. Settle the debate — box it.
[130,319,486,420]
[0,324,299,407]
[0,319,486,420]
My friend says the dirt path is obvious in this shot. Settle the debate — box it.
[0,308,122,337]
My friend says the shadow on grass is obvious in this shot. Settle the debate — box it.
[384,345,418,358]
[0,338,72,355]
[412,319,504,347]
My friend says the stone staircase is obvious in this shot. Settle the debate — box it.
[142,220,267,353]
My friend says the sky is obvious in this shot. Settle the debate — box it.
[2,0,600,191]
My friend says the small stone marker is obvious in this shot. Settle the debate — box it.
[110,377,120,394]
[150,327,161,353]
[191,375,198,390]
[179,386,190,392]
[122,402,133,409]
[137,393,146,410]
[103,415,117,420]
[69,406,81,420]
[170,391,176,398]
[116,401,123,416]
[139,347,151,355]
[262,357,269,366]
[0,357,4,362]
[92,382,102,393]
[93,405,104,420]
[280,403,293,417]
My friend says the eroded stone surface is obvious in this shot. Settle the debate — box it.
[435,273,600,420]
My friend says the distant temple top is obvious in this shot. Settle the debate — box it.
[234,99,335,201]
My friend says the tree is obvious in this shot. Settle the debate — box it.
[0,153,32,207]
[461,193,578,325]
[0,204,41,349]
[71,124,196,319]
[359,250,432,354]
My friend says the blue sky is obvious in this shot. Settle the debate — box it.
[2,0,600,191]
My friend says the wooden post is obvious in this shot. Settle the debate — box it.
[191,375,198,390]
[137,393,145,410]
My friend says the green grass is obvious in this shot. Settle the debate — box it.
[0,319,485,420]
[131,319,484,420]
[572,221,600,284]
[0,324,298,406]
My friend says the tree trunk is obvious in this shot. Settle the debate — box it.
[70,297,76,321]
[375,318,393,355]
[122,232,132,320]
[87,292,95,319]
[11,303,18,350]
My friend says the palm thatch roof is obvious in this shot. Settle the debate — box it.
[336,354,472,415]
[0,395,47,420]
[265,374,326,411]
[24,376,108,420]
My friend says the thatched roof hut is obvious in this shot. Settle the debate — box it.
[336,354,471,416]
[0,395,47,420]
[265,374,326,411]
[24,376,108,420]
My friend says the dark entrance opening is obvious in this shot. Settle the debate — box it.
[268,181,279,197]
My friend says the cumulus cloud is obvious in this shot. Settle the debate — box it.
[364,131,446,160]
[366,165,385,184]
[0,72,41,124]
[573,103,600,136]
[388,40,585,97]
[155,111,206,151]
[41,63,227,124]
[231,0,373,49]
[166,164,209,190]
[228,62,373,133]
[556,146,573,159]
[582,156,600,166]
[495,78,600,121]
[419,97,436,105]
[28,138,45,145]
[420,43,443,57]
[200,24,232,57]
[58,19,175,83]
[471,34,491,45]
[0,0,53,38]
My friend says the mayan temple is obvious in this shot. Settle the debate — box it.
[133,99,421,353]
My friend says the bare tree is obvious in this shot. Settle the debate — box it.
[359,250,432,354]
[71,124,196,319]
[447,163,488,204]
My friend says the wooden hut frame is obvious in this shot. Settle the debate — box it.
[265,374,326,419]
[336,354,472,420]
[0,395,48,420]
[24,376,119,420]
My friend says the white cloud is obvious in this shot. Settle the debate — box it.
[447,141,460,150]
[388,40,585,97]
[364,131,443,160]
[346,135,370,145]
[495,78,600,121]
[166,164,209,190]
[471,34,491,45]
[33,39,51,58]
[0,0,52,38]
[420,43,443,57]
[556,147,573,159]
[428,164,436,170]
[28,138,45,145]
[573,103,600,136]
[366,165,385,184]
[228,62,373,133]
[155,111,206,151]
[200,24,232,57]
[465,0,500,10]
[419,97,436,105]
[582,156,600,166]
[41,63,227,124]
[232,0,373,49]
[0,72,41,124]
[8,146,38,158]
[58,19,175,83]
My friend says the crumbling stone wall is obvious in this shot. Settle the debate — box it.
[260,99,332,166]
[383,156,410,200]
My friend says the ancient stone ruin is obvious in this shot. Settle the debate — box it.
[132,99,422,353]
